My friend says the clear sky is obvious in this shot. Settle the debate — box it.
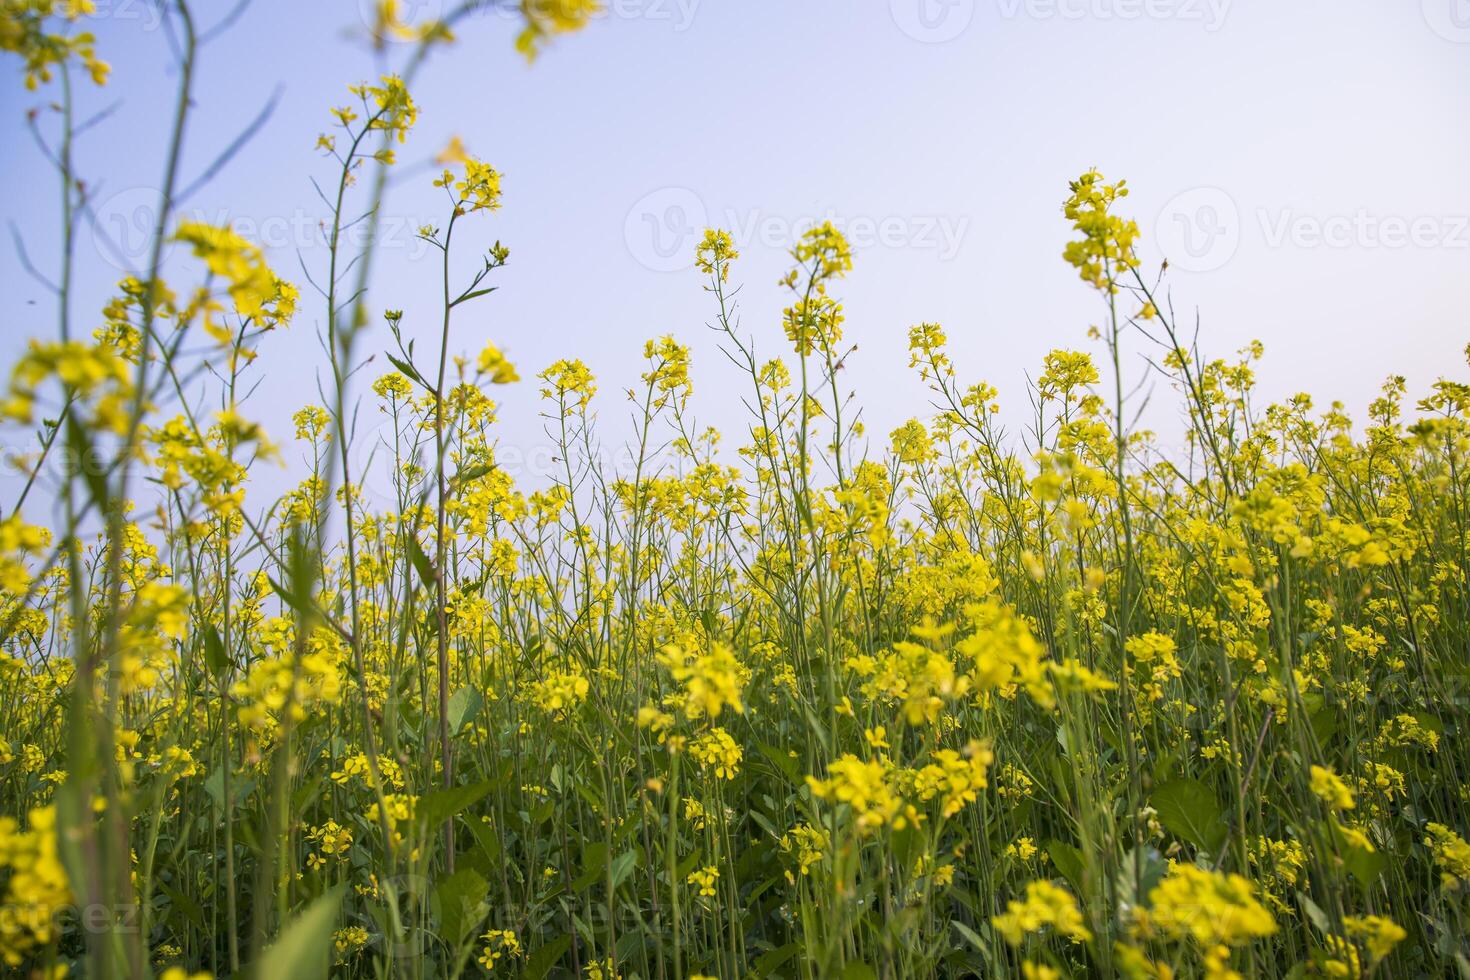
[2,0,1468,512]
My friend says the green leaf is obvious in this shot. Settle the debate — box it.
[451,463,493,489]
[386,352,425,386]
[204,767,254,809]
[951,919,988,952]
[468,812,503,865]
[266,575,312,617]
[65,413,110,511]
[570,842,608,893]
[757,742,802,786]
[252,887,343,980]
[1152,778,1227,853]
[609,849,638,889]
[1327,821,1387,885]
[416,779,495,833]
[1045,840,1085,891]
[202,623,228,675]
[407,536,438,592]
[1297,891,1330,933]
[448,687,483,735]
[452,285,499,307]
[521,934,572,980]
[159,880,206,931]
[751,942,802,977]
[434,868,489,946]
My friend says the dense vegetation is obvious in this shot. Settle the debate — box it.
[2,2,1468,978]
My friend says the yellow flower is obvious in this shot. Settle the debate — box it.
[477,342,520,383]
[0,0,109,89]
[807,754,901,833]
[1048,658,1118,698]
[779,823,828,877]
[911,742,993,818]
[1424,823,1470,888]
[1062,168,1139,293]
[3,337,134,433]
[0,514,50,593]
[174,222,292,325]
[955,600,1055,709]
[689,728,742,780]
[1006,837,1039,861]
[992,880,1092,945]
[583,956,620,980]
[0,806,72,966]
[642,335,692,407]
[478,929,522,970]
[436,135,471,165]
[1342,915,1406,963]
[658,642,746,720]
[372,371,414,402]
[694,228,739,281]
[1138,864,1276,947]
[293,405,331,441]
[529,667,590,717]
[1310,765,1356,812]
[687,865,719,897]
[539,358,597,410]
[435,156,503,214]
[517,0,600,61]
[333,925,370,963]
[350,74,417,143]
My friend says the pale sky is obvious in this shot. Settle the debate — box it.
[2,0,1468,512]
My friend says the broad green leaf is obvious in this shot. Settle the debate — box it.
[571,841,608,893]
[408,536,438,591]
[434,868,489,946]
[252,887,343,980]
[202,622,228,675]
[416,779,496,832]
[448,686,483,735]
[521,934,572,980]
[1046,839,1085,891]
[752,942,802,977]
[609,848,639,889]
[1151,778,1227,853]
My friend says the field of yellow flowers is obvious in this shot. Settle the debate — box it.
[3,3,1470,979]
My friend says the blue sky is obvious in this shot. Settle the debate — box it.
[2,0,1469,511]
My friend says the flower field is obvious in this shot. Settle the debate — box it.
[2,3,1469,979]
